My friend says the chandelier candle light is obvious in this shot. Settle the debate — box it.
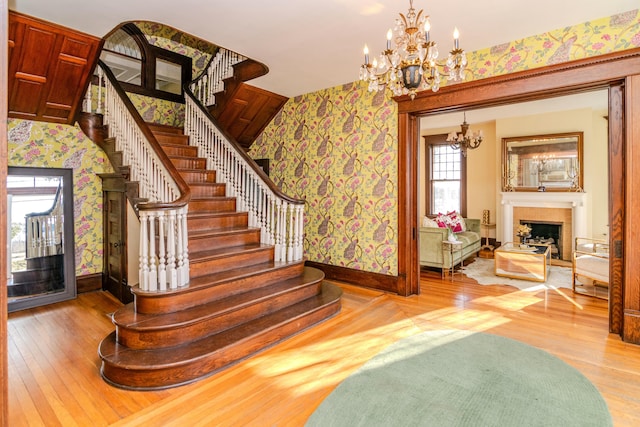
[446,112,483,156]
[359,0,467,99]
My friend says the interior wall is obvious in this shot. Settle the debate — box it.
[420,103,609,244]
[420,121,497,224]
[495,107,608,241]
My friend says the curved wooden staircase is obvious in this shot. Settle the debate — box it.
[98,123,342,390]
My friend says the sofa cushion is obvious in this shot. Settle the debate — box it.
[453,231,480,246]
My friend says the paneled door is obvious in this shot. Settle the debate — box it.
[101,175,131,303]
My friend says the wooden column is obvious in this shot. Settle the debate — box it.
[1,0,9,424]
[624,74,640,343]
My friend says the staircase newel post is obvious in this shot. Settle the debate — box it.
[287,203,294,262]
[167,209,177,289]
[295,204,304,261]
[158,212,167,291]
[148,212,158,291]
[139,211,150,291]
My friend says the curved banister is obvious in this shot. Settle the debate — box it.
[184,85,303,206]
[98,59,191,210]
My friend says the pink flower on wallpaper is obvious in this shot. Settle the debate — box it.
[592,42,605,50]
[602,34,611,41]
[633,33,640,47]
[478,68,488,75]
[24,148,41,162]
[543,40,554,49]
[76,175,91,189]
[506,54,522,71]
[61,145,69,153]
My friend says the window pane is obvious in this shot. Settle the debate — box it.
[432,180,460,214]
[429,142,462,215]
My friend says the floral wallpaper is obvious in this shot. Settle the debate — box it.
[251,84,398,275]
[250,9,640,277]
[7,119,114,276]
[133,21,215,80]
[128,93,185,127]
[455,9,640,84]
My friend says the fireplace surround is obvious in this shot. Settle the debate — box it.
[501,192,587,260]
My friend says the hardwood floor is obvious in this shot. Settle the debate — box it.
[8,266,640,426]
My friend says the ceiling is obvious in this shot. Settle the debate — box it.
[8,0,638,98]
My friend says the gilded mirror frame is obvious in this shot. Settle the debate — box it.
[502,131,584,192]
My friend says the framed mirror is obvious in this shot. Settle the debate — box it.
[7,167,76,312]
[502,131,583,192]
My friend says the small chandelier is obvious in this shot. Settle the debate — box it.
[359,0,467,100]
[446,113,483,157]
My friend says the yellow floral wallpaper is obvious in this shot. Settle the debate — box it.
[134,21,215,78]
[458,9,640,83]
[251,85,399,275]
[127,93,185,127]
[251,9,640,276]
[7,119,114,276]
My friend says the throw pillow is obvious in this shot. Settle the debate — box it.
[446,211,466,233]
[435,213,449,229]
[422,216,439,228]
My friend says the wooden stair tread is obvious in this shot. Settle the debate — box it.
[157,142,195,149]
[99,282,342,369]
[186,260,302,289]
[189,242,271,260]
[112,267,325,330]
[188,211,246,219]
[146,123,184,134]
[188,225,260,239]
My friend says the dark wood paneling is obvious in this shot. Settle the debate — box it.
[215,82,287,151]
[76,273,103,294]
[305,261,400,294]
[7,11,101,124]
[396,48,640,342]
[624,74,640,343]
[609,83,625,334]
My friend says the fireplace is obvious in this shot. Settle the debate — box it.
[521,220,562,259]
[501,191,587,261]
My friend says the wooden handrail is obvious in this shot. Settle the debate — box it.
[98,59,191,210]
[183,85,303,206]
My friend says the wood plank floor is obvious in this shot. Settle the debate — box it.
[8,266,640,426]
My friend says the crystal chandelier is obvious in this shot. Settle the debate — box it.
[446,113,483,156]
[359,0,467,100]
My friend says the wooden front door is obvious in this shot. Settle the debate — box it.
[101,176,132,303]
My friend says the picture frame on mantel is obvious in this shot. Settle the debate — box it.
[502,131,583,192]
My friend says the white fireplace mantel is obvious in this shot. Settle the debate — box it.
[500,192,587,249]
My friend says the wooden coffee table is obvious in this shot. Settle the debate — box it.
[494,242,551,282]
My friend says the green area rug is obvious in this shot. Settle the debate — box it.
[306,330,612,427]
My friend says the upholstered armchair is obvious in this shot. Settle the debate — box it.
[573,237,609,299]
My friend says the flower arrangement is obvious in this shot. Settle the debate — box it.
[516,224,531,237]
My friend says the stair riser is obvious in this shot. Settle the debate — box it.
[135,262,305,314]
[189,247,274,278]
[179,170,216,183]
[171,158,206,169]
[100,298,341,390]
[189,184,226,198]
[117,281,322,349]
[154,133,190,146]
[188,229,261,253]
[189,199,236,212]
[147,124,183,135]
[161,145,198,157]
[187,213,248,232]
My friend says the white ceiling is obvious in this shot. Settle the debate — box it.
[8,0,638,98]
